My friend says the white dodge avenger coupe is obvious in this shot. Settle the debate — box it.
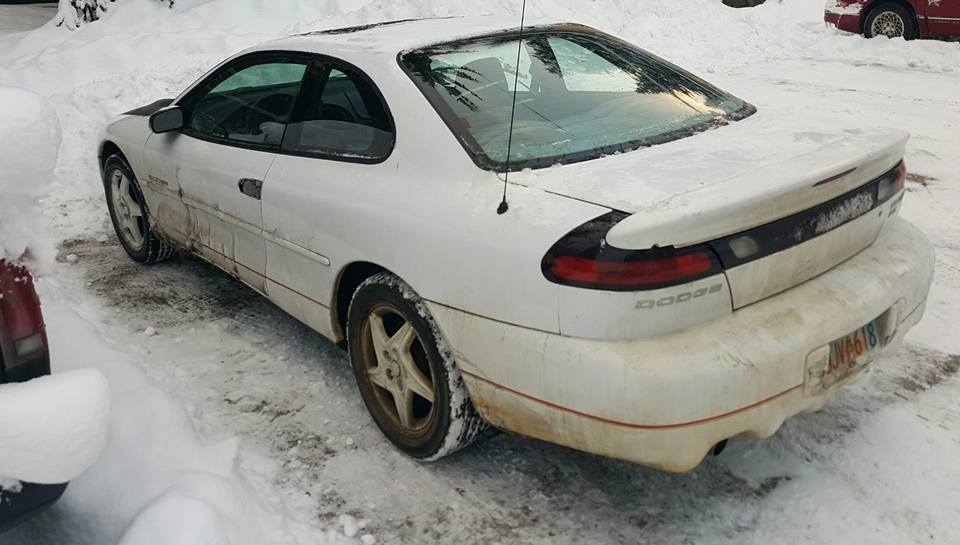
[98,16,934,471]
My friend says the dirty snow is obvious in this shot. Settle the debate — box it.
[0,0,958,544]
[11,294,355,545]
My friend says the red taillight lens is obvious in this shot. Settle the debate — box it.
[550,252,715,288]
[542,212,722,291]
[0,261,45,342]
[895,161,906,190]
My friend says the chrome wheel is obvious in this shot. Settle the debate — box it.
[358,303,436,434]
[871,11,905,38]
[110,169,145,251]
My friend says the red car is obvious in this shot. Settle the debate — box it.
[0,260,66,530]
[0,260,48,384]
[825,0,960,39]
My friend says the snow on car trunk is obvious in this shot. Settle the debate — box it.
[515,113,909,307]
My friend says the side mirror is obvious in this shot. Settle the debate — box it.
[149,106,184,134]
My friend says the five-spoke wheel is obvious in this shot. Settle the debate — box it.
[348,272,487,460]
[109,169,146,251]
[103,154,175,264]
[360,303,437,433]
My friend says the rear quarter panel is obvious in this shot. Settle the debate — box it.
[255,50,611,339]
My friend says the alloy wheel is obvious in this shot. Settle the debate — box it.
[110,170,146,251]
[357,303,437,435]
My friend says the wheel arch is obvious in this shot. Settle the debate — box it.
[98,140,125,179]
[332,261,390,342]
[862,0,919,35]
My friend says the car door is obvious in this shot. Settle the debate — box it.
[260,60,396,338]
[143,52,311,292]
[923,0,960,37]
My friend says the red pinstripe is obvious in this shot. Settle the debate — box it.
[460,368,804,430]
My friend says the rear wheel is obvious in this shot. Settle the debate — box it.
[347,272,487,460]
[864,3,916,39]
[104,154,175,264]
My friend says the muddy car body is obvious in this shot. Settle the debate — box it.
[98,16,933,471]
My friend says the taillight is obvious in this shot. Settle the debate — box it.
[878,161,906,202]
[541,212,722,291]
[0,261,45,344]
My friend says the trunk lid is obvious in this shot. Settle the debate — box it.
[513,116,908,308]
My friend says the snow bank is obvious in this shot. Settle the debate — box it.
[118,489,232,545]
[0,368,109,485]
[0,87,60,272]
[28,294,351,545]
[0,1,956,544]
[0,0,955,242]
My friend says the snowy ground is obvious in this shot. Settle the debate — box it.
[0,3,54,34]
[0,1,958,544]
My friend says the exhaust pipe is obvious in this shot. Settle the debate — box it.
[712,439,728,456]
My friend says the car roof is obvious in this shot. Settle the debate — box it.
[255,15,568,59]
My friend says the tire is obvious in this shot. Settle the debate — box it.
[864,3,916,39]
[347,272,487,460]
[103,154,176,264]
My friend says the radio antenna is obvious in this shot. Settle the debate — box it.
[497,0,527,215]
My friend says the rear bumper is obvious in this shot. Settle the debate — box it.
[825,10,864,35]
[0,349,51,384]
[0,482,68,531]
[430,218,934,471]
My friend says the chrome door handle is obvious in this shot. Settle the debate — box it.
[238,178,263,200]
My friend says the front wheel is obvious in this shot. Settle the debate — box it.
[347,272,487,461]
[864,3,916,39]
[103,154,175,264]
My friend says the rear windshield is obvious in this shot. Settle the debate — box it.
[400,26,755,171]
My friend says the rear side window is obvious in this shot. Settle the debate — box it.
[282,66,394,161]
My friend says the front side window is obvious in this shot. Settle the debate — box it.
[281,66,394,161]
[183,58,308,147]
[401,26,755,170]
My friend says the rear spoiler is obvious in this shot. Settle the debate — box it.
[605,130,908,250]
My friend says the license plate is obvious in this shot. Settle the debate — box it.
[823,319,882,388]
